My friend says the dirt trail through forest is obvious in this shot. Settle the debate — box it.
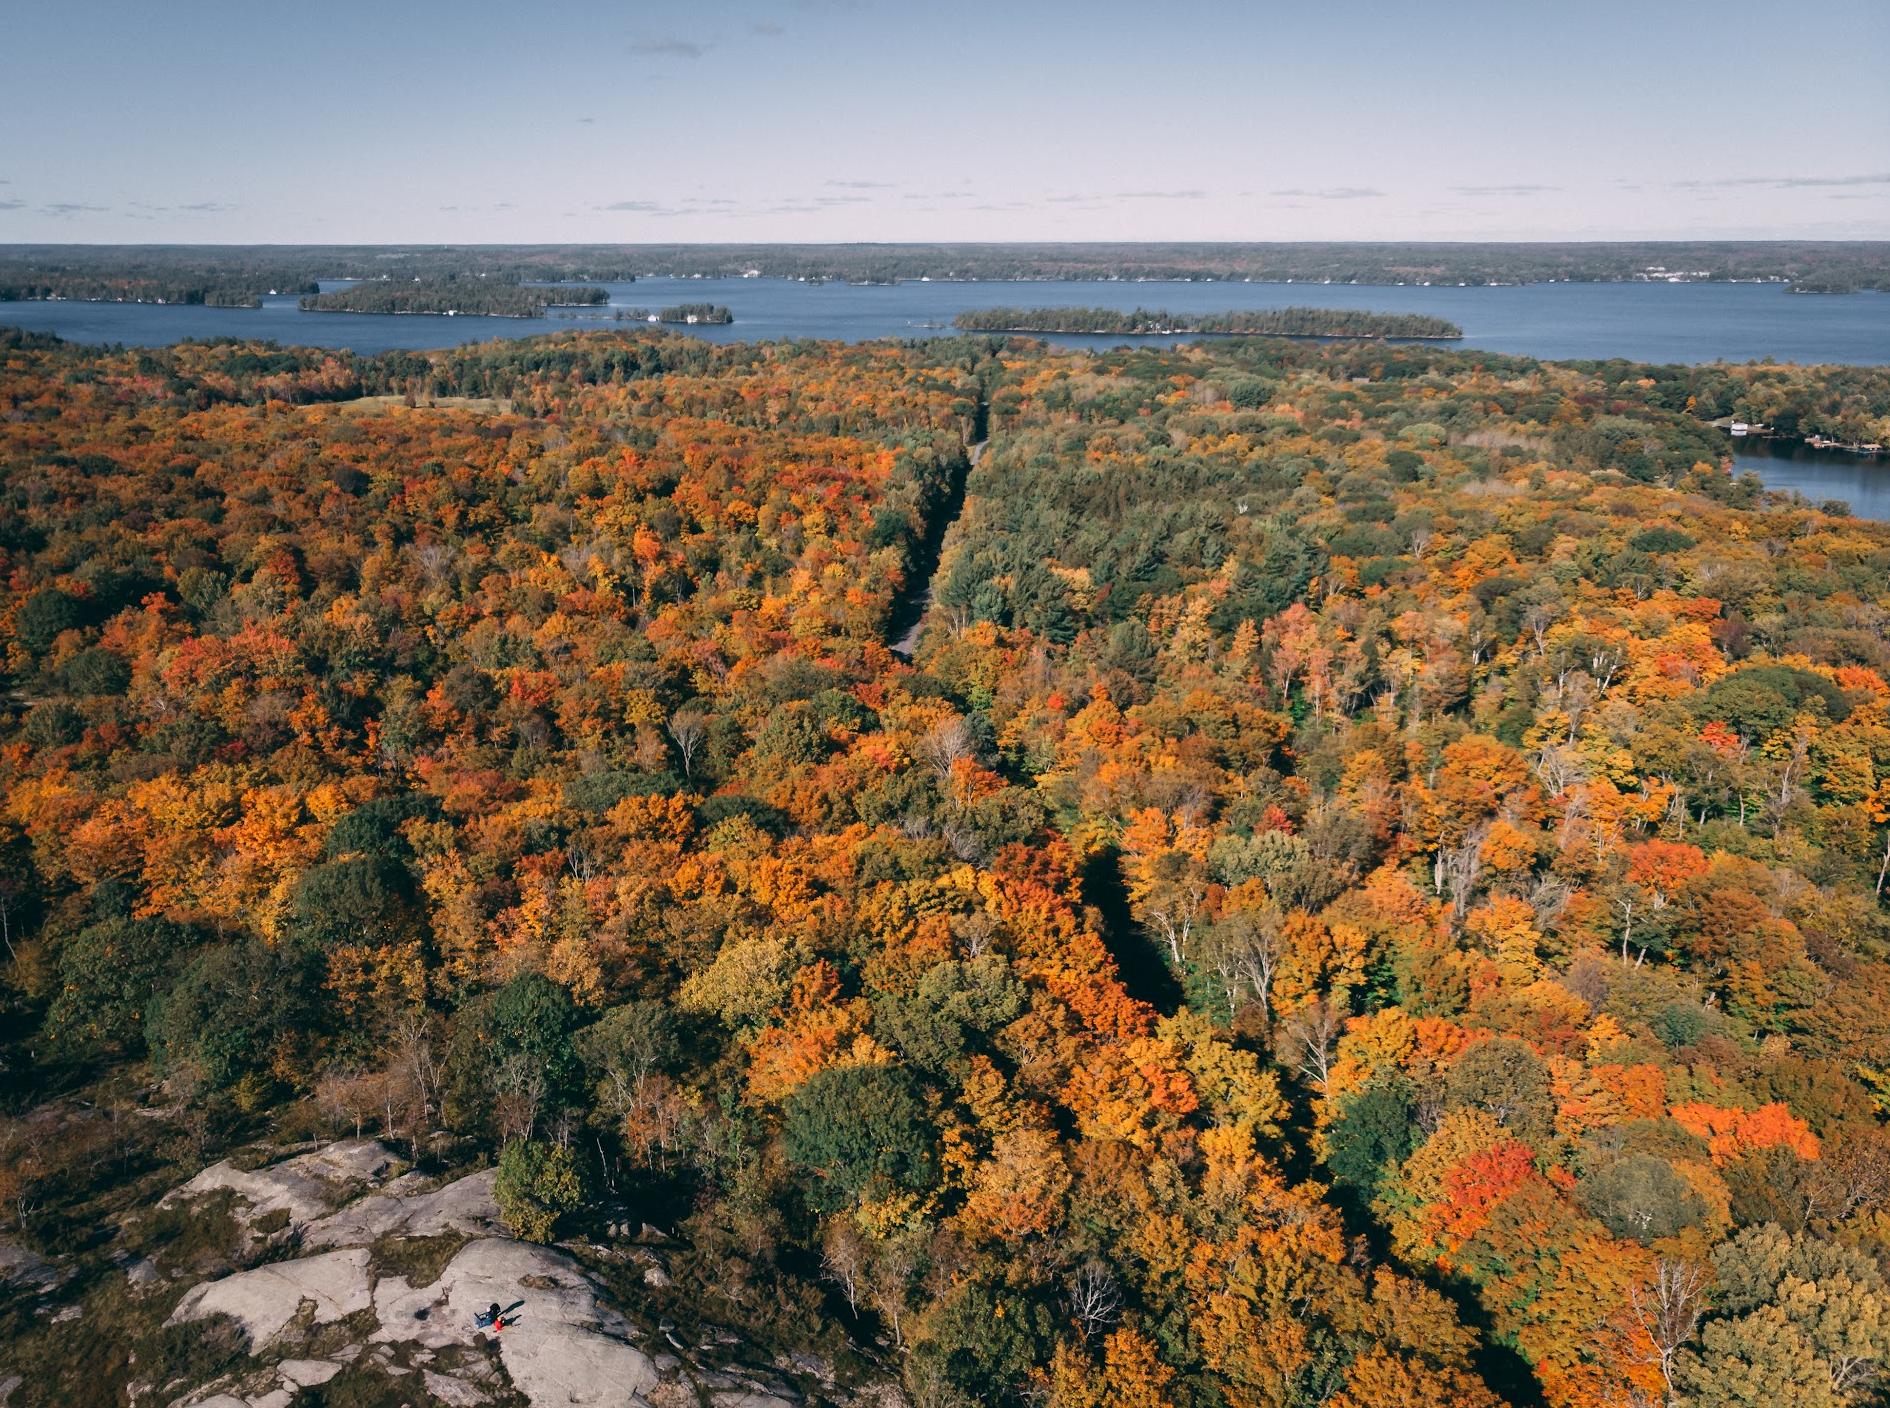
[889,436,985,658]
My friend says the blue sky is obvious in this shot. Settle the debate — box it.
[2,0,1886,243]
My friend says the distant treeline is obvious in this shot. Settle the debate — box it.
[0,275,317,308]
[1,241,1886,296]
[300,280,609,317]
[0,250,637,308]
[954,305,1463,339]
[614,303,733,324]
[2,321,1884,444]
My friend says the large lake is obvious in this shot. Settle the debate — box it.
[2,276,1888,366]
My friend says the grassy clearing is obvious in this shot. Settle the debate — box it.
[368,1231,466,1287]
[120,1187,247,1276]
[329,394,514,416]
[286,1338,526,1408]
[0,1271,249,1408]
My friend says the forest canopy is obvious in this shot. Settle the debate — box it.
[3,324,1890,1408]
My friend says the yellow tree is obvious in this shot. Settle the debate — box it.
[1120,806,1212,970]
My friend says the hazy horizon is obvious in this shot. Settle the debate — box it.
[7,239,1890,250]
[3,0,1887,245]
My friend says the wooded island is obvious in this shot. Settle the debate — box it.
[615,302,734,325]
[300,280,609,317]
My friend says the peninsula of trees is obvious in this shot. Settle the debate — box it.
[954,305,1463,339]
[0,273,316,308]
[300,279,609,317]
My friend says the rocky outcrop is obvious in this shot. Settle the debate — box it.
[0,1240,63,1294]
[305,1166,501,1247]
[168,1246,374,1347]
[373,1239,665,1406]
[158,1143,813,1408]
[163,1138,399,1236]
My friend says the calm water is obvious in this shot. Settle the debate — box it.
[2,277,1887,366]
[1734,442,1890,522]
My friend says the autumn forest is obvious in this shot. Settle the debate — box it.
[4,323,1890,1408]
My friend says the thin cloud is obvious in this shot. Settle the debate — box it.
[598,195,749,215]
[1451,184,1558,196]
[1677,172,1890,189]
[178,201,236,213]
[577,116,596,124]
[630,36,711,58]
[1770,172,1890,187]
[0,198,25,211]
[1116,189,1207,200]
[750,20,785,36]
[826,179,893,189]
[41,202,109,215]
[1270,186,1384,200]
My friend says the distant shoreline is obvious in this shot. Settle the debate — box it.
[300,306,542,319]
[7,240,1888,304]
[976,325,1464,341]
[0,294,261,309]
[1723,428,1885,459]
[954,305,1464,340]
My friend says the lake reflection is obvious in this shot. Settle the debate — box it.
[1734,442,1890,522]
